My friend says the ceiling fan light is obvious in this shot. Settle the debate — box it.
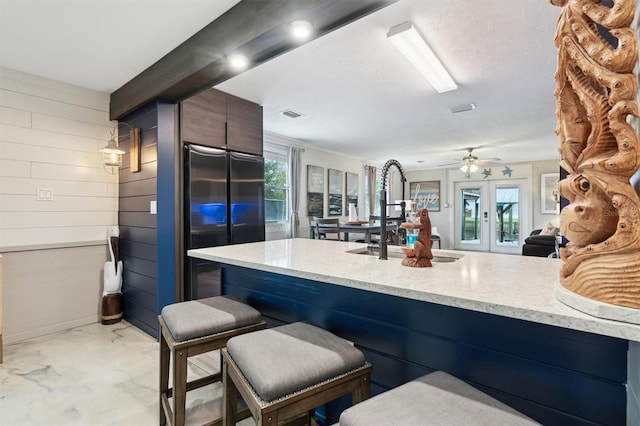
[469,163,478,173]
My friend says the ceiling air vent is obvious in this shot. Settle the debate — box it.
[449,102,476,114]
[280,109,304,119]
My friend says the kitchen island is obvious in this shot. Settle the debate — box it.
[189,238,638,425]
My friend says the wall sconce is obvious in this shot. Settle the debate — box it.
[100,124,141,174]
[101,128,125,173]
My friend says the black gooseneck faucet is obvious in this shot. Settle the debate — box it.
[379,159,407,260]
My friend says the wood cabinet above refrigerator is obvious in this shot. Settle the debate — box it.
[180,88,263,156]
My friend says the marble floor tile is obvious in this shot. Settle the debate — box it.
[0,321,254,425]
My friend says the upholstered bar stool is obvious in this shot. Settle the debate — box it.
[159,295,267,426]
[222,322,372,425]
[338,371,538,425]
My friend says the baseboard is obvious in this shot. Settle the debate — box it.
[4,315,100,345]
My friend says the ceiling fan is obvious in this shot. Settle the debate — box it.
[439,147,501,174]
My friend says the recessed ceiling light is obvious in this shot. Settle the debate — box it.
[289,20,313,41]
[228,53,249,70]
[416,160,425,163]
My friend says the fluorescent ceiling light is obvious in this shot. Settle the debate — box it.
[387,21,457,93]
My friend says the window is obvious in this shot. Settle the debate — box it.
[264,145,289,223]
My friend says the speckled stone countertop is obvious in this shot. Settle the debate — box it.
[188,238,640,342]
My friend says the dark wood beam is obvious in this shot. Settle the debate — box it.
[110,0,397,120]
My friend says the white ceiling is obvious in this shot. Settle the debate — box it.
[0,0,562,170]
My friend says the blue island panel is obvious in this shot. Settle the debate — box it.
[221,264,628,426]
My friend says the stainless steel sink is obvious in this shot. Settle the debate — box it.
[346,247,462,262]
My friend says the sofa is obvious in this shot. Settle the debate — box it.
[522,227,559,257]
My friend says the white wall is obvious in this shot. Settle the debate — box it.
[0,68,116,343]
[405,159,559,249]
[0,68,117,248]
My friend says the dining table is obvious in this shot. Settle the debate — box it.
[311,221,397,243]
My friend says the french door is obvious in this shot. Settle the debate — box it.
[454,180,528,254]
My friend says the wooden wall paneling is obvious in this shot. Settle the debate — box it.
[122,256,158,279]
[226,94,263,155]
[0,68,115,252]
[118,101,160,338]
[0,140,98,167]
[0,89,108,126]
[0,122,103,152]
[0,159,29,177]
[119,226,157,245]
[0,67,109,112]
[118,212,156,228]
[119,179,157,198]
[118,194,156,212]
[120,239,156,262]
[0,211,116,228]
[122,270,157,296]
[0,106,31,127]
[0,194,116,213]
[221,265,627,425]
[180,88,226,148]
[0,177,113,197]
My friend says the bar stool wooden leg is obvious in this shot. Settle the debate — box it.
[172,349,188,426]
[159,329,170,425]
[353,375,370,404]
[222,360,238,426]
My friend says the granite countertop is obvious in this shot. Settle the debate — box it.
[188,238,640,342]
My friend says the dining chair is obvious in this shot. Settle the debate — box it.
[308,216,320,239]
[369,215,399,245]
[316,217,342,241]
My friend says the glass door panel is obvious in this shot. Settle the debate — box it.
[455,182,488,251]
[455,180,528,253]
[494,186,520,248]
[461,188,482,244]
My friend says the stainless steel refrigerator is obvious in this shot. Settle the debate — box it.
[184,144,265,300]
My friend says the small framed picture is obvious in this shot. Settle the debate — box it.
[409,181,440,212]
[541,173,559,214]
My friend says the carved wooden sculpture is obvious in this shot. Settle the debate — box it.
[401,208,433,268]
[552,0,640,308]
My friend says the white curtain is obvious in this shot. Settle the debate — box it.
[365,165,377,218]
[289,146,301,237]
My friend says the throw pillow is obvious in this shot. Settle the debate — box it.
[539,222,557,236]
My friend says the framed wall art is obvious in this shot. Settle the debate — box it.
[541,173,560,214]
[409,181,441,212]
[307,165,324,217]
[346,172,358,208]
[328,168,343,216]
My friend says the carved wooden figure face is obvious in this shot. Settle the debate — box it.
[559,174,618,246]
